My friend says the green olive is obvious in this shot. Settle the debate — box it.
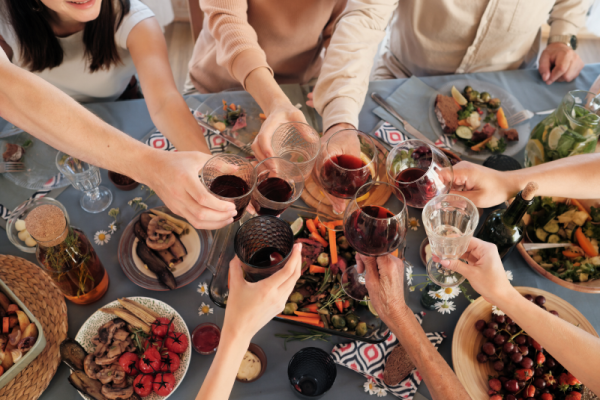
[356,322,368,336]
[289,292,304,303]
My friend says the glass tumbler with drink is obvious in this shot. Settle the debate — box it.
[250,157,304,216]
[271,122,321,178]
[422,194,479,287]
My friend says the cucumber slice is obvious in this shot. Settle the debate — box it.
[291,217,304,238]
[547,234,560,243]
[456,126,473,140]
[543,219,560,234]
[536,228,549,242]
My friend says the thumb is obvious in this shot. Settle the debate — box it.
[539,50,551,82]
[440,258,469,277]
[229,256,246,288]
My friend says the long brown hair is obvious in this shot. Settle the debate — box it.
[5,0,130,72]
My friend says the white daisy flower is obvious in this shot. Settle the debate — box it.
[127,200,133,206]
[376,388,387,397]
[139,202,148,210]
[132,197,142,202]
[492,305,505,316]
[428,290,444,300]
[438,286,461,300]
[197,282,209,296]
[405,265,413,286]
[408,217,420,231]
[363,380,377,395]
[198,302,214,316]
[505,270,513,281]
[94,231,111,246]
[434,301,456,315]
[108,222,117,233]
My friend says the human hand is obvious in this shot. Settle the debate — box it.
[435,238,515,306]
[223,243,303,339]
[450,161,518,208]
[306,92,314,108]
[138,150,237,230]
[251,101,306,161]
[539,43,584,85]
[360,254,412,328]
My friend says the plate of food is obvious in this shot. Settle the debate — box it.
[0,131,69,190]
[60,297,191,400]
[429,79,530,162]
[453,286,597,400]
[118,206,213,291]
[517,197,600,293]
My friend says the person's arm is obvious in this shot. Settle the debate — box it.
[196,244,303,400]
[0,48,237,229]
[361,255,470,400]
[450,155,600,208]
[538,0,589,84]
[313,0,398,134]
[442,239,600,394]
[126,18,211,154]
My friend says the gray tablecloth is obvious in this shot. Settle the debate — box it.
[1,65,600,400]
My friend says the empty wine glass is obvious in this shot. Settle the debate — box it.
[341,181,407,301]
[422,194,479,287]
[56,152,112,213]
[386,140,453,208]
[250,157,304,216]
[271,122,321,178]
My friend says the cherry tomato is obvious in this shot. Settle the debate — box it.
[153,372,176,396]
[133,374,154,397]
[151,317,175,338]
[119,352,139,376]
[165,331,189,354]
[160,350,181,373]
[138,347,161,374]
[144,335,164,352]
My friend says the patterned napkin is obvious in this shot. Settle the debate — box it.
[331,312,446,399]
[374,122,454,150]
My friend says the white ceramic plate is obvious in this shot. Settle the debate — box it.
[428,79,530,162]
[74,297,191,400]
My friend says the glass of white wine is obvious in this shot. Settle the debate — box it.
[422,194,478,287]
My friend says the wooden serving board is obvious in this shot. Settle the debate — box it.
[452,286,598,400]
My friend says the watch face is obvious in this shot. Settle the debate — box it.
[571,35,578,50]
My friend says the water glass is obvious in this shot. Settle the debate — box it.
[422,194,479,287]
[55,152,113,213]
[250,157,304,216]
[271,122,321,178]
[288,347,337,399]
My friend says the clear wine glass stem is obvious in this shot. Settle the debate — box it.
[85,187,101,201]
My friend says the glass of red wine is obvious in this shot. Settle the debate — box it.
[386,139,454,209]
[250,157,304,216]
[200,154,257,222]
[234,215,295,282]
[271,122,321,179]
[341,181,408,301]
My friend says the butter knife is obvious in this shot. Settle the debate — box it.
[371,92,437,147]
[196,119,254,155]
[522,242,574,251]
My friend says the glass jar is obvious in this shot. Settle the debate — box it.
[420,282,442,310]
[525,90,600,167]
[27,203,109,304]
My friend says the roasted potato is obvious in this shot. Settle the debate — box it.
[15,311,30,333]
[8,316,18,329]
[22,323,38,340]
[0,293,10,312]
[1,350,13,370]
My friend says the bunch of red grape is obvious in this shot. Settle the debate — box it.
[475,294,583,400]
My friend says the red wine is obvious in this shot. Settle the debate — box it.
[344,206,402,256]
[192,325,220,354]
[209,175,250,220]
[395,167,436,208]
[249,247,285,267]
[251,177,294,216]
[320,154,371,198]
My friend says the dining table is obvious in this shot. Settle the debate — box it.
[1,63,600,400]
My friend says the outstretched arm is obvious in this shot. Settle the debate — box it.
[443,238,600,394]
[361,255,471,400]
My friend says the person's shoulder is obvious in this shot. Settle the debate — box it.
[116,0,154,20]
[114,0,155,48]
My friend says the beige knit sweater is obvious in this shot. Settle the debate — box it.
[188,0,347,94]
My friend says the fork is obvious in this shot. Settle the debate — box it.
[507,108,555,127]
[0,162,25,173]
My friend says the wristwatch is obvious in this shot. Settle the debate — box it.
[548,35,578,50]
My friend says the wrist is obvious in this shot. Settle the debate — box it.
[387,304,414,329]
[126,145,157,186]
[221,320,253,346]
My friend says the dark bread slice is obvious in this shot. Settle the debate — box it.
[435,94,461,134]
[382,345,414,386]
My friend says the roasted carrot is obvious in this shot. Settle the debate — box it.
[294,311,320,318]
[326,221,343,229]
[229,103,236,111]
[222,99,227,105]
[497,107,509,129]
[335,299,344,313]
[309,232,329,248]
[570,199,592,221]
[575,227,598,257]
[329,228,338,265]
[343,300,350,309]
[563,249,583,259]
[259,113,267,120]
[2,317,7,334]
[6,304,18,315]
[307,219,329,247]
[391,249,399,257]
[276,314,324,327]
[458,120,470,126]
[310,265,327,274]
[315,217,327,237]
[573,262,581,267]
[471,136,494,152]
[301,303,319,313]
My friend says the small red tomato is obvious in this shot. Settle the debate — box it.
[119,352,139,376]
[153,372,176,396]
[488,378,502,392]
[134,374,154,397]
[138,347,161,374]
[525,384,535,397]
[144,335,164,352]
[165,331,189,354]
[160,350,181,373]
[151,317,174,338]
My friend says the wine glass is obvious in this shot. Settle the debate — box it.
[55,152,113,213]
[271,122,321,178]
[250,157,304,216]
[422,194,479,287]
[200,154,256,222]
[386,139,453,208]
[340,181,407,301]
[314,129,378,230]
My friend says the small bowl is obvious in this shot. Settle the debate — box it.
[108,171,139,191]
[6,197,70,253]
[236,343,267,383]
[192,322,221,355]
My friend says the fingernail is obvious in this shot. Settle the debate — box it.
[231,211,239,217]
[440,260,450,267]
